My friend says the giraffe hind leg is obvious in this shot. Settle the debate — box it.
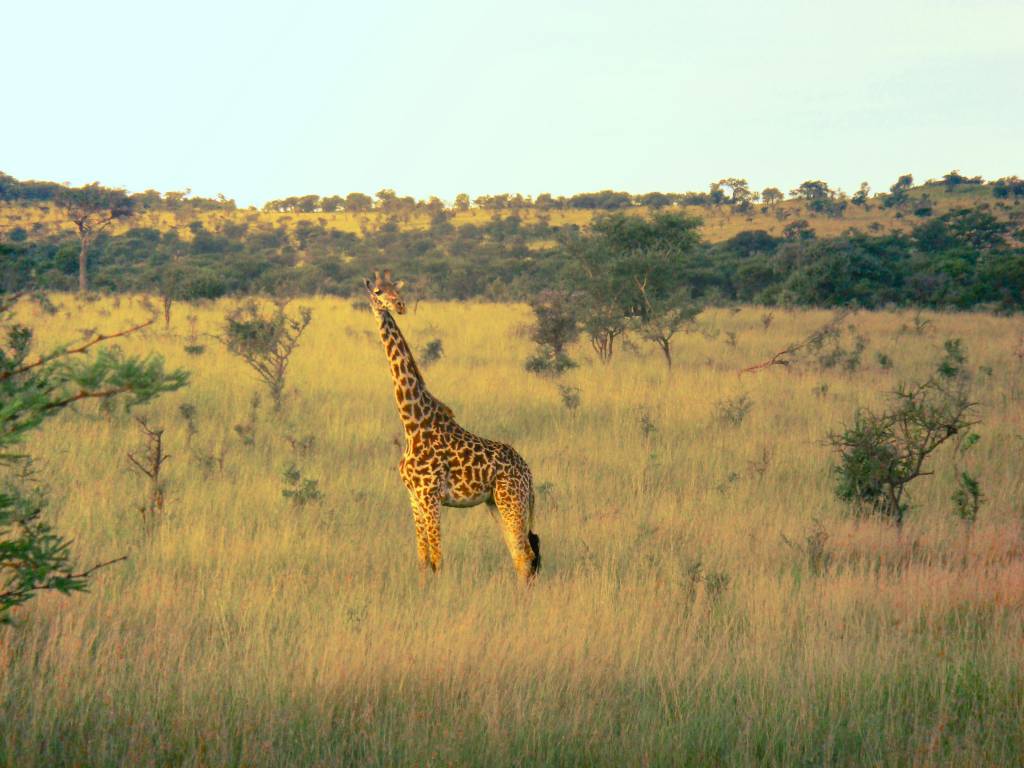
[493,477,538,583]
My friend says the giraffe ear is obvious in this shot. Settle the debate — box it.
[363,278,373,292]
[394,280,405,290]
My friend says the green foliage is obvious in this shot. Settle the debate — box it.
[0,295,187,623]
[829,340,980,525]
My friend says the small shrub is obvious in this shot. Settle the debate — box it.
[899,310,932,336]
[525,351,577,376]
[420,338,444,366]
[951,432,983,523]
[285,433,316,457]
[747,445,773,478]
[782,520,832,576]
[714,394,753,426]
[234,392,261,446]
[704,570,731,601]
[282,464,323,508]
[525,291,579,376]
[223,300,312,411]
[814,324,867,371]
[637,408,657,439]
[876,351,893,370]
[126,417,170,531]
[558,384,581,415]
[178,403,198,445]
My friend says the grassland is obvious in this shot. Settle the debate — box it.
[0,182,1012,246]
[1,295,1023,766]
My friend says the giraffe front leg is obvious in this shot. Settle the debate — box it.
[409,490,442,580]
[420,493,443,573]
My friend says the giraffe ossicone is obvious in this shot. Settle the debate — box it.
[364,270,540,583]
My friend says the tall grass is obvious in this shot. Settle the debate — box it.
[2,295,1023,766]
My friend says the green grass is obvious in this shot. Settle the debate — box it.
[2,296,1023,766]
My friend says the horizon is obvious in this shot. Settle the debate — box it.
[3,1,1023,207]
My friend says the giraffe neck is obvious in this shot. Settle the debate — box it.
[373,307,437,434]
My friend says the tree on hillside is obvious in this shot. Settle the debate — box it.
[321,195,343,213]
[992,177,1024,200]
[343,192,373,213]
[637,192,674,209]
[761,187,783,208]
[851,182,871,207]
[56,183,134,293]
[883,174,914,209]
[719,178,752,208]
[454,193,470,212]
[535,193,561,210]
[791,180,832,204]
[295,195,320,213]
[943,170,983,190]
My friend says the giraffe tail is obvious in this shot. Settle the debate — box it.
[527,488,541,574]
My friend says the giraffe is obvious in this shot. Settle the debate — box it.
[363,270,541,584]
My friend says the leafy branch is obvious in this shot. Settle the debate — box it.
[1,295,188,624]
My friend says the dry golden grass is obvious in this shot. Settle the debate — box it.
[1,295,1023,766]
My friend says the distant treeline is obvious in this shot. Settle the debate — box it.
[2,200,1022,311]
[4,170,1023,216]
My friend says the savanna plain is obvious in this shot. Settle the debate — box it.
[2,295,1023,767]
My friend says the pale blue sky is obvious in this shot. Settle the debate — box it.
[4,0,1022,206]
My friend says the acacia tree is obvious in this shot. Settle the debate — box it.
[0,293,188,623]
[56,183,134,293]
[829,339,980,527]
[761,187,783,208]
[633,282,701,369]
[565,212,701,364]
[719,178,752,208]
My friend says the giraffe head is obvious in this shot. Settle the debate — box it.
[364,270,407,314]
